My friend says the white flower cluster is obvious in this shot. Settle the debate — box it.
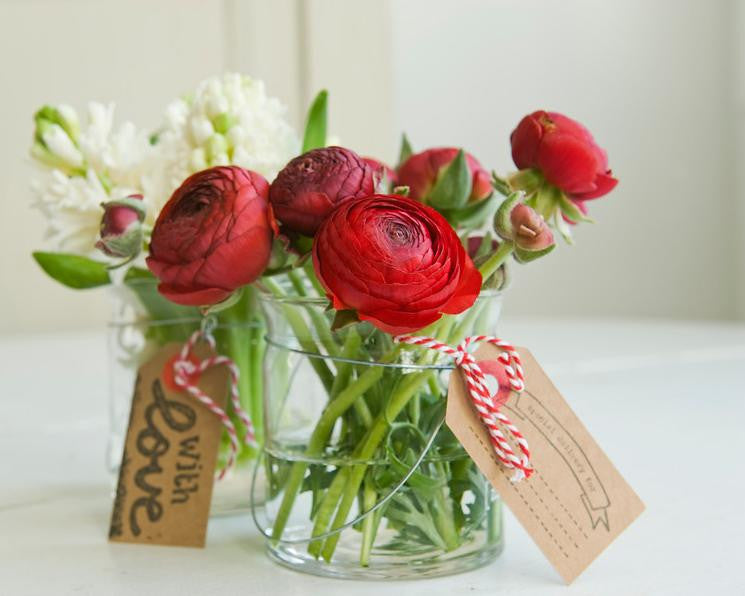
[31,103,152,254]
[31,73,299,256]
[155,73,299,196]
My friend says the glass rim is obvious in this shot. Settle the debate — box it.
[107,316,262,330]
[263,336,456,370]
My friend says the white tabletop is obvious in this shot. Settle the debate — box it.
[1,317,744,595]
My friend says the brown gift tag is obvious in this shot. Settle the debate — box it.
[109,342,230,548]
[446,345,644,583]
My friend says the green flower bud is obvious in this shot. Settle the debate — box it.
[31,105,85,175]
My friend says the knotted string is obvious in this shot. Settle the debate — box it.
[171,326,256,480]
[394,334,533,482]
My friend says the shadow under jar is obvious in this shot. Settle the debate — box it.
[253,287,505,579]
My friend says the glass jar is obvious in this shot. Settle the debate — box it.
[253,288,504,579]
[107,276,265,515]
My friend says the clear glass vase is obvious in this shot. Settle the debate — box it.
[253,285,504,579]
[107,276,265,515]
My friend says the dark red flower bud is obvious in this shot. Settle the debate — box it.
[397,148,491,203]
[269,146,377,236]
[510,110,618,200]
[96,194,145,258]
[510,204,554,250]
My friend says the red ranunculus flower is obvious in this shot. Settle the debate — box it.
[313,194,482,334]
[269,146,377,236]
[146,166,275,306]
[397,148,492,203]
[510,110,617,200]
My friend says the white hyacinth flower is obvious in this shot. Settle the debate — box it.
[31,102,154,255]
[152,73,299,213]
[30,74,299,259]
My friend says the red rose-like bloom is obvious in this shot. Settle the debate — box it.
[146,166,275,306]
[397,148,492,203]
[269,146,377,236]
[511,110,618,200]
[313,194,482,334]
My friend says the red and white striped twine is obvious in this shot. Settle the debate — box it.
[172,330,256,480]
[394,334,533,482]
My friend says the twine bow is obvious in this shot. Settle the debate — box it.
[172,329,256,480]
[394,334,533,482]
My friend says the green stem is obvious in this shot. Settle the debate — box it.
[431,462,459,551]
[319,370,432,560]
[303,259,326,296]
[331,330,372,427]
[307,464,349,558]
[262,277,335,392]
[316,319,457,560]
[269,364,387,543]
[214,288,260,461]
[359,476,381,566]
[478,240,514,281]
[288,269,340,358]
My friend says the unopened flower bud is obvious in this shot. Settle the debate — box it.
[494,192,555,262]
[95,194,146,259]
[510,204,554,251]
[31,105,85,175]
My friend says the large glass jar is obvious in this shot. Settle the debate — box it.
[253,288,504,579]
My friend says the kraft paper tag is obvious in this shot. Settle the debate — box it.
[109,342,229,548]
[446,345,644,583]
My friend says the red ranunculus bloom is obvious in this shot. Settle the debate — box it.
[397,148,492,203]
[269,146,377,236]
[313,194,482,334]
[510,110,617,200]
[147,166,275,306]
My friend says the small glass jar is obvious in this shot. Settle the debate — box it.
[107,277,265,515]
[253,288,504,579]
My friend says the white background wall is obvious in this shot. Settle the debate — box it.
[1,0,742,334]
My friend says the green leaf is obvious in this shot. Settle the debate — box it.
[552,208,575,245]
[493,191,522,239]
[514,242,556,263]
[533,184,559,220]
[557,192,594,224]
[302,89,328,153]
[427,149,472,210]
[202,287,244,315]
[123,267,199,321]
[442,192,498,229]
[509,168,544,194]
[490,171,512,196]
[331,309,360,331]
[32,251,110,289]
[397,133,414,167]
